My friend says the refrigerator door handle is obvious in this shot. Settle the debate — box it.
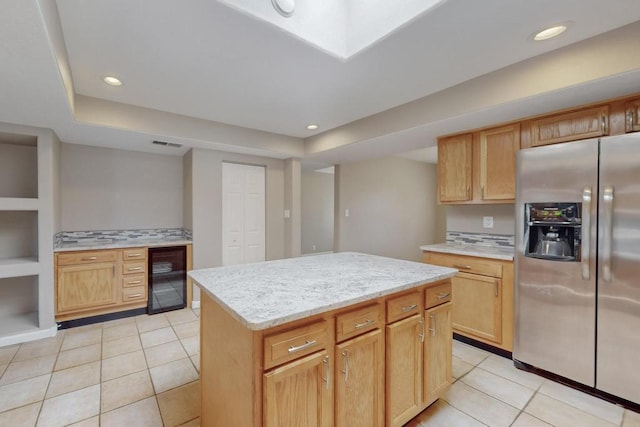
[602,186,614,282]
[582,187,592,280]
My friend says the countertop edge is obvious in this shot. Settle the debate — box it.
[54,239,193,252]
[191,270,457,331]
[420,244,514,261]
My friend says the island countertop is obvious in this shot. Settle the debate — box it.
[420,243,514,261]
[189,251,457,331]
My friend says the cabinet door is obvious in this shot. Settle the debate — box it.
[264,351,332,427]
[625,98,640,132]
[437,134,473,203]
[335,329,384,427]
[424,302,452,405]
[451,273,502,344]
[386,314,423,427]
[531,105,609,146]
[56,262,118,313]
[479,124,519,201]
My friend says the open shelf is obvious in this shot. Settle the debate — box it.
[0,311,39,337]
[0,138,38,199]
[0,197,39,211]
[0,257,40,279]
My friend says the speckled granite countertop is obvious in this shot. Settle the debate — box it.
[420,243,514,261]
[54,238,192,252]
[189,252,457,331]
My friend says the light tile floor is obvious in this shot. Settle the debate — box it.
[1,310,639,427]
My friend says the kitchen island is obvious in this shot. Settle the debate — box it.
[189,252,457,427]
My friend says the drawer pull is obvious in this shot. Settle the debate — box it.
[127,280,142,285]
[127,267,143,271]
[81,256,97,261]
[288,340,317,354]
[437,292,450,300]
[354,319,375,329]
[401,304,418,313]
[127,253,143,258]
[128,293,142,298]
[453,264,472,270]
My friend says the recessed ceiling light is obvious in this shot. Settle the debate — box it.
[272,0,294,17]
[103,76,122,86]
[533,23,570,41]
[306,124,319,130]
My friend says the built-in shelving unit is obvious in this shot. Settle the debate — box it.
[0,125,59,346]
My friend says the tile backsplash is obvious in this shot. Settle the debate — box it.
[446,231,514,248]
[54,228,192,248]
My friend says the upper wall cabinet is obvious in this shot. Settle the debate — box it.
[625,97,640,133]
[437,124,519,205]
[530,105,609,147]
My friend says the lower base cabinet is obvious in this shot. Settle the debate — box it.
[424,302,452,405]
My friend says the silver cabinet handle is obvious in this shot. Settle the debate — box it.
[127,280,142,285]
[354,319,375,329]
[287,340,317,354]
[629,111,635,131]
[436,292,450,300]
[401,304,418,313]
[602,186,614,282]
[128,267,143,271]
[128,293,142,298]
[453,264,472,270]
[341,350,349,382]
[494,280,499,297]
[582,187,592,280]
[601,115,607,134]
[418,316,425,343]
[81,256,97,261]
[127,253,143,258]
[429,314,436,337]
[322,356,330,390]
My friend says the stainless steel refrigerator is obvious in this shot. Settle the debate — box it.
[514,133,640,405]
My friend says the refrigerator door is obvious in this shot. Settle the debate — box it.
[514,139,598,386]
[597,134,640,404]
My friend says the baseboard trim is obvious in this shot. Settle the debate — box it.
[0,325,58,347]
[191,300,201,309]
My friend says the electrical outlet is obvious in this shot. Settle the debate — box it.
[483,216,494,228]
[284,209,291,219]
[312,244,316,251]
[345,209,350,217]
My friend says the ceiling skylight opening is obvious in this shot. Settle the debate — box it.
[532,23,571,41]
[103,76,122,86]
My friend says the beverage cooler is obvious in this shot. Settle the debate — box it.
[148,246,187,314]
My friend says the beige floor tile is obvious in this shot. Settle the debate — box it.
[12,336,63,362]
[452,341,491,366]
[144,341,188,368]
[61,328,102,351]
[452,356,474,379]
[102,350,148,381]
[166,309,198,326]
[0,345,19,365]
[525,393,617,427]
[68,416,99,426]
[478,355,545,390]
[101,370,154,413]
[136,314,170,333]
[46,361,101,399]
[54,343,101,371]
[140,327,178,349]
[180,335,199,356]
[0,364,6,378]
[461,368,535,410]
[0,401,41,426]
[538,380,624,425]
[102,334,142,359]
[37,384,100,427]
[623,410,640,427]
[100,396,163,427]
[149,357,199,394]
[0,353,57,385]
[157,381,200,427]
[102,322,139,342]
[512,412,553,427]
[404,399,486,427]
[102,316,136,329]
[190,354,199,373]
[0,374,50,413]
[444,381,519,427]
[178,417,200,426]
[172,320,199,339]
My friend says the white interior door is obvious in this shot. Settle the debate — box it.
[222,163,265,266]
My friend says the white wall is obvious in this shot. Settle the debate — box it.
[60,143,183,231]
[446,204,515,236]
[335,157,444,262]
[301,170,334,254]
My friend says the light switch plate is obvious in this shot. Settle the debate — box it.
[284,209,291,219]
[483,216,494,228]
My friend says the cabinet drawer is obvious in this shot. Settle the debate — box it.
[386,291,422,324]
[425,282,452,309]
[336,303,383,343]
[122,286,147,303]
[122,273,146,288]
[123,248,147,261]
[123,261,146,275]
[426,253,502,278]
[57,250,117,266]
[264,320,328,370]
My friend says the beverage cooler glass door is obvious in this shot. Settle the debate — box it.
[514,139,598,387]
[148,246,187,315]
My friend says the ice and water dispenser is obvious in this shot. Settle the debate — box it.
[523,203,582,261]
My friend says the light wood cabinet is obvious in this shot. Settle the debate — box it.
[530,105,609,147]
[263,351,332,427]
[625,98,640,133]
[335,329,384,427]
[423,251,514,352]
[424,302,452,405]
[438,124,519,204]
[56,261,118,314]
